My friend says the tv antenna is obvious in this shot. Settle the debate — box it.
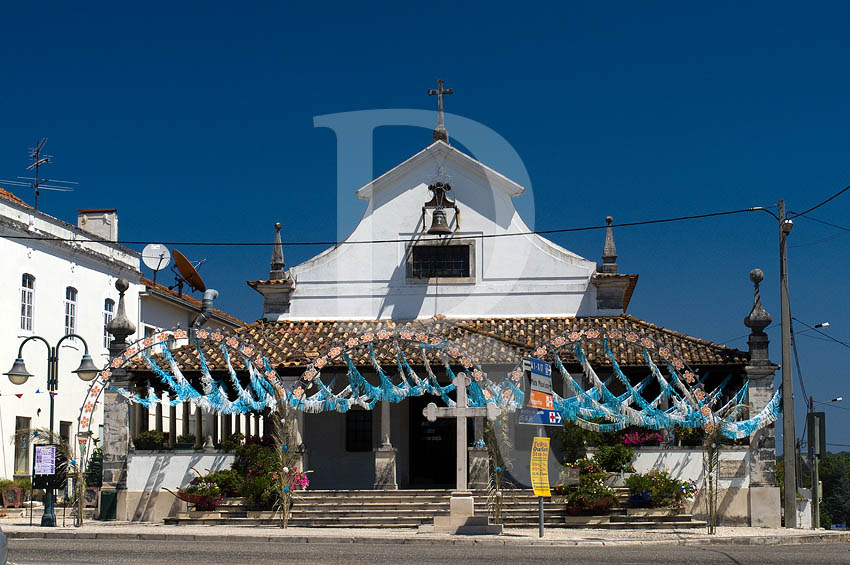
[170,249,206,297]
[141,243,172,284]
[0,138,78,210]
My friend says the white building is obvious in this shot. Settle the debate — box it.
[252,140,633,322]
[0,187,242,480]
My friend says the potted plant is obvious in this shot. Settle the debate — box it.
[593,444,636,486]
[626,469,697,510]
[175,434,195,450]
[134,430,166,450]
[178,478,222,511]
[562,458,617,514]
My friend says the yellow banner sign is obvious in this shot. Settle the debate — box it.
[530,436,551,497]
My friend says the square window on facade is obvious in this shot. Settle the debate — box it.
[409,244,471,279]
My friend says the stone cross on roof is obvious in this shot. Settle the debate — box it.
[428,79,453,144]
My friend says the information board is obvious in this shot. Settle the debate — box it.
[530,436,551,497]
[32,444,65,490]
[34,445,56,475]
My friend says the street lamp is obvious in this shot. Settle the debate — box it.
[4,334,101,527]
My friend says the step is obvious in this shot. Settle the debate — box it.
[609,513,694,523]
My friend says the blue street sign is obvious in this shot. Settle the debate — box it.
[528,358,553,395]
[530,358,552,378]
[518,407,563,426]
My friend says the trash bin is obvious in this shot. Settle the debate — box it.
[99,489,117,520]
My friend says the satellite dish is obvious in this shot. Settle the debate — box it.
[172,249,206,293]
[141,243,171,272]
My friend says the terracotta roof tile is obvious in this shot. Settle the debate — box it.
[0,186,30,208]
[146,315,747,374]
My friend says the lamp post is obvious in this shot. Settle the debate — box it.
[4,334,100,527]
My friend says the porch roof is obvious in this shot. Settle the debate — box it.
[151,314,747,374]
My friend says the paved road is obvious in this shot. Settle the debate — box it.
[6,539,850,564]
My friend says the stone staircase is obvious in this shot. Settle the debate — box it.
[163,488,706,529]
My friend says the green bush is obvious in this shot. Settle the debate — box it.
[672,425,705,446]
[561,458,617,508]
[176,434,195,444]
[234,436,280,509]
[86,446,103,487]
[199,469,244,497]
[218,433,244,452]
[134,430,166,450]
[593,444,635,473]
[626,469,696,510]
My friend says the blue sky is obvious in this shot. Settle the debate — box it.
[2,2,850,449]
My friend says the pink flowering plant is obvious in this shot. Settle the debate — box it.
[621,431,663,447]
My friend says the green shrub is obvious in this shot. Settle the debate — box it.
[218,433,244,452]
[176,434,195,444]
[561,458,617,508]
[86,446,103,487]
[593,444,635,473]
[626,469,696,510]
[234,436,280,509]
[672,425,705,446]
[134,430,166,450]
[199,469,244,497]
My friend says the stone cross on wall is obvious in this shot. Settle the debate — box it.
[423,373,500,491]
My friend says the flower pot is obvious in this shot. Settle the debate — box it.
[593,496,614,510]
[566,506,583,516]
[174,443,194,450]
[2,487,23,508]
[628,491,651,508]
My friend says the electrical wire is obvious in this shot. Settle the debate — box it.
[797,214,850,233]
[793,319,850,351]
[789,185,850,219]
[2,206,765,247]
[812,401,850,413]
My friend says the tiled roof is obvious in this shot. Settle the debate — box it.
[141,277,246,327]
[0,186,31,208]
[148,315,747,374]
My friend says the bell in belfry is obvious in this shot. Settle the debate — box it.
[427,208,452,235]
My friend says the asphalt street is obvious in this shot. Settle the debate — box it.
[6,539,850,564]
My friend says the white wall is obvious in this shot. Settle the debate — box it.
[283,141,600,321]
[0,197,142,479]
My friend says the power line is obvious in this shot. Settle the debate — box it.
[793,318,850,351]
[813,401,850,413]
[789,185,850,219]
[2,205,766,248]
[798,214,850,233]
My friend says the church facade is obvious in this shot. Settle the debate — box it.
[109,123,779,526]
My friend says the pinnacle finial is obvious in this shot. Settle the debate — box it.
[269,222,285,280]
[744,268,771,333]
[107,278,136,346]
[600,216,618,274]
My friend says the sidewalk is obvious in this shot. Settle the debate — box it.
[2,519,848,547]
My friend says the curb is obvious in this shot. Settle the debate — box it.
[5,530,849,547]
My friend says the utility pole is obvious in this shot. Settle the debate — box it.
[779,199,797,528]
[809,397,821,529]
